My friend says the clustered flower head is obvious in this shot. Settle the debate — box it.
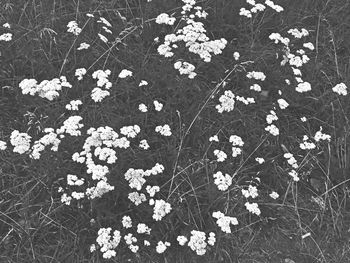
[155,124,172,136]
[332,82,348,96]
[95,228,121,259]
[0,140,7,150]
[19,76,72,101]
[216,90,235,113]
[213,171,232,191]
[212,211,238,233]
[240,0,283,19]
[151,199,172,221]
[213,149,227,162]
[75,68,87,80]
[66,100,82,111]
[67,20,82,35]
[245,202,261,216]
[0,33,12,41]
[10,130,32,154]
[157,0,227,78]
[91,69,112,102]
[30,128,61,159]
[241,185,259,198]
[187,230,207,256]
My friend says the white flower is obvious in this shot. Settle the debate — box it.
[153,100,163,111]
[245,202,261,216]
[177,236,188,246]
[300,117,307,122]
[77,42,90,50]
[67,20,81,35]
[277,98,289,109]
[229,135,244,146]
[66,100,82,111]
[314,127,331,142]
[213,149,227,162]
[209,135,219,142]
[118,69,133,78]
[212,211,238,233]
[255,157,265,164]
[188,230,207,256]
[266,110,278,124]
[289,169,300,181]
[233,51,240,60]
[122,216,132,228]
[10,130,32,154]
[269,191,279,199]
[241,185,259,199]
[332,82,348,96]
[250,84,262,92]
[139,139,150,150]
[213,171,232,191]
[216,90,235,113]
[120,125,140,138]
[156,241,170,253]
[155,13,176,25]
[91,88,110,102]
[265,124,279,136]
[231,147,242,157]
[155,124,172,136]
[0,33,12,41]
[137,223,151,234]
[246,71,266,81]
[3,23,10,28]
[0,140,7,150]
[139,80,148,86]
[152,199,172,221]
[75,68,87,81]
[207,232,216,246]
[146,185,160,197]
[128,192,147,206]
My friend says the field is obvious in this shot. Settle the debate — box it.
[0,0,350,262]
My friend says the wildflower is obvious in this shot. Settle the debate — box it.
[177,236,188,246]
[229,135,244,146]
[77,42,90,50]
[153,100,163,111]
[213,171,232,191]
[137,223,151,234]
[0,140,7,150]
[277,98,289,109]
[139,139,150,150]
[119,69,133,78]
[2,23,10,28]
[188,230,207,256]
[266,110,278,124]
[296,81,312,93]
[245,202,261,216]
[265,124,279,136]
[207,232,216,246]
[233,51,240,60]
[122,216,132,229]
[91,88,110,102]
[213,149,227,162]
[152,199,172,221]
[10,130,32,154]
[139,80,148,86]
[138,103,148,112]
[250,83,262,92]
[146,185,160,197]
[67,20,81,35]
[155,124,172,136]
[0,33,12,41]
[216,90,235,113]
[332,82,348,96]
[212,211,238,233]
[231,147,242,157]
[209,135,219,142]
[156,241,170,253]
[246,71,266,81]
[255,157,265,164]
[241,185,259,198]
[269,191,279,199]
[155,13,176,25]
[75,68,87,80]
[120,125,140,139]
[66,100,82,111]
[128,192,147,206]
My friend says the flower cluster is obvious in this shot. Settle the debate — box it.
[245,202,261,216]
[212,211,238,233]
[67,20,82,35]
[229,135,244,157]
[91,69,112,102]
[241,185,259,199]
[332,82,348,96]
[240,0,283,18]
[213,171,233,191]
[95,228,121,259]
[10,130,32,154]
[151,199,172,221]
[66,100,82,111]
[157,0,227,78]
[216,90,235,113]
[19,76,72,101]
[30,128,61,159]
[155,124,172,136]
